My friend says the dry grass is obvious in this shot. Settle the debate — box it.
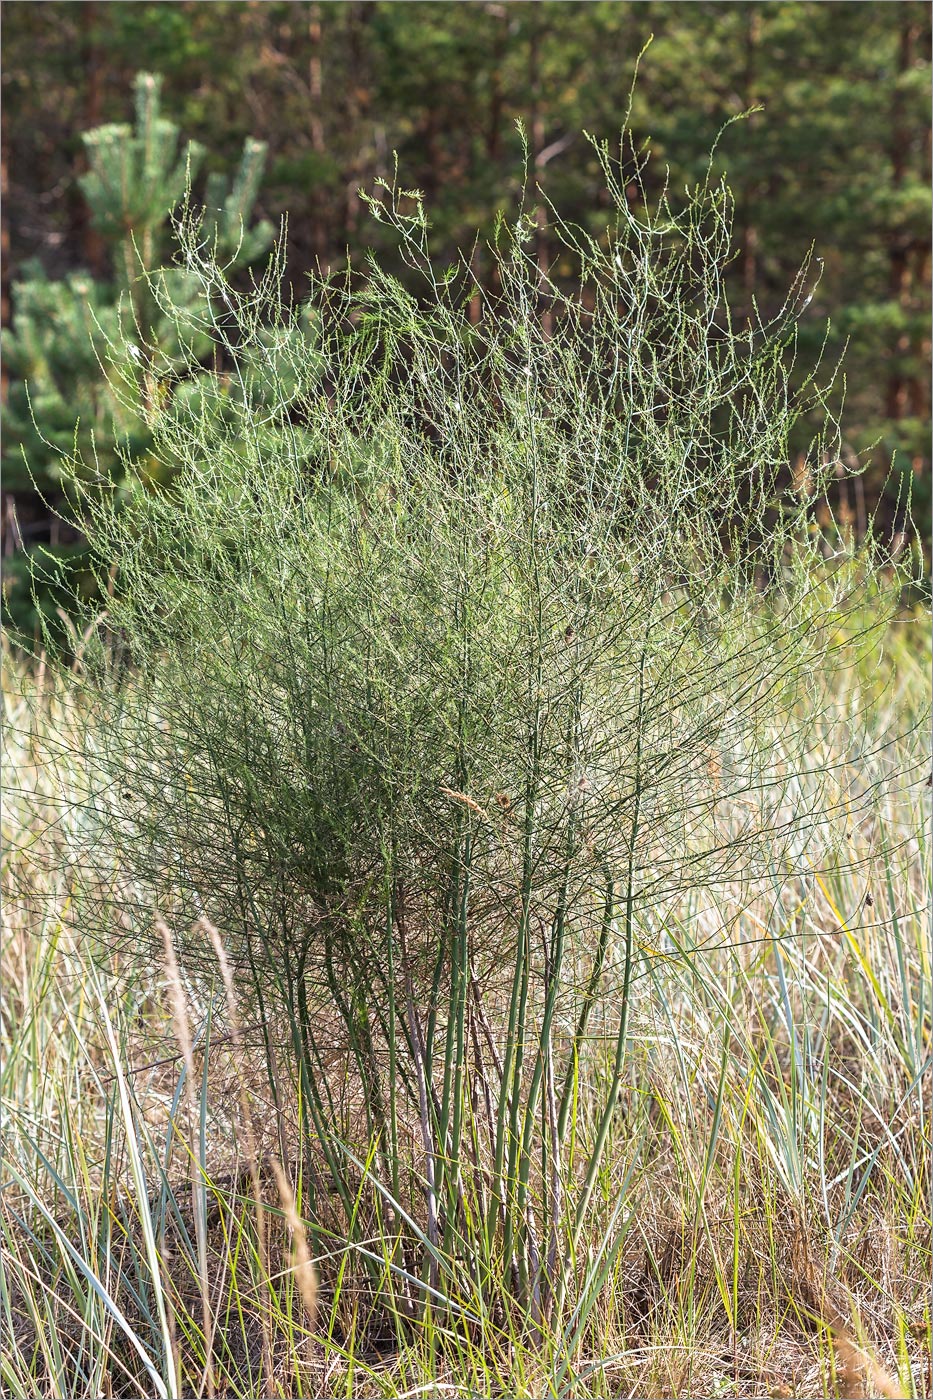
[1,626,930,1399]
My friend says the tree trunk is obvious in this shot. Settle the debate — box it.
[884,16,918,425]
[907,48,931,451]
[528,4,552,340]
[78,0,106,278]
[343,3,373,243]
[308,1,328,270]
[740,5,762,312]
[486,2,506,161]
[1,144,9,335]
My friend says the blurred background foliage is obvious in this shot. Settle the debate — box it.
[1,0,930,640]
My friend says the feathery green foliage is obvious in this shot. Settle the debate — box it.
[22,125,927,1369]
[1,72,273,642]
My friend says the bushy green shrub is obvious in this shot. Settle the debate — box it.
[63,129,917,1337]
[1,71,273,641]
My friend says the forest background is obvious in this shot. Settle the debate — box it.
[1,0,930,626]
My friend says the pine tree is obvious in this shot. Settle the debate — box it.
[1,71,274,641]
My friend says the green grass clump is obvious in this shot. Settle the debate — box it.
[2,121,929,1396]
[2,633,929,1396]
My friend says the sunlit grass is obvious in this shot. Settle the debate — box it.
[2,622,928,1398]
